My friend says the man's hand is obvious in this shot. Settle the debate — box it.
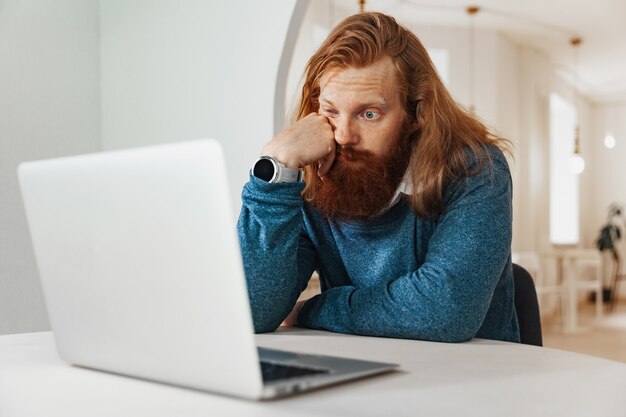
[281,299,307,327]
[261,113,336,178]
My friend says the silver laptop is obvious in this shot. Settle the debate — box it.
[17,139,397,400]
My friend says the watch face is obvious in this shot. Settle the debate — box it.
[253,158,275,182]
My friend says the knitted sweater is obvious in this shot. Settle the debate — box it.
[237,147,520,343]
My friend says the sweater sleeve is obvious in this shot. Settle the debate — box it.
[297,156,513,342]
[237,175,317,333]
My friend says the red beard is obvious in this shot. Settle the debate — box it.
[305,134,413,220]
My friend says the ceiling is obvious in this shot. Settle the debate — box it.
[333,0,626,104]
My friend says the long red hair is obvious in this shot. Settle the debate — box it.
[297,12,509,218]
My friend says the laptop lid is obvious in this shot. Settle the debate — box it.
[18,139,264,398]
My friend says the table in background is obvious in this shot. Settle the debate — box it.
[2,329,626,417]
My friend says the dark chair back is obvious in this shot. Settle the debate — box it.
[513,263,543,346]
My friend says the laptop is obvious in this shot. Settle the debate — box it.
[17,139,397,400]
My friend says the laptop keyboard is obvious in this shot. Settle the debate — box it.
[260,361,330,382]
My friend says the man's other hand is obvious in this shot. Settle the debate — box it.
[281,299,307,327]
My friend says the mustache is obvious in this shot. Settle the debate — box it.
[335,147,376,162]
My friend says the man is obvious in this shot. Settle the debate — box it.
[237,12,519,343]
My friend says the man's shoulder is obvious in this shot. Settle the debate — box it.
[487,144,510,168]
[457,144,511,185]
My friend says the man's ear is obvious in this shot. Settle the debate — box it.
[407,114,419,133]
[408,101,420,132]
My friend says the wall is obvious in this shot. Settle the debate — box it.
[99,0,308,214]
[409,25,500,127]
[591,104,626,235]
[496,36,523,248]
[591,104,626,293]
[515,48,553,253]
[0,0,101,335]
[284,0,333,123]
[0,0,308,335]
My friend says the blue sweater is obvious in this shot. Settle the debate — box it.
[237,147,520,343]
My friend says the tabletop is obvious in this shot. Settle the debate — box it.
[1,328,626,417]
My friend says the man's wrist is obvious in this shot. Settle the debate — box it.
[260,146,300,169]
[252,156,303,183]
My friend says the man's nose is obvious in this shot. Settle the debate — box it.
[332,116,359,146]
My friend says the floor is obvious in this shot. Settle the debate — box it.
[542,299,626,363]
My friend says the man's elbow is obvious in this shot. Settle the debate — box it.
[432,308,482,343]
[436,328,476,343]
[399,306,481,343]
[250,311,282,334]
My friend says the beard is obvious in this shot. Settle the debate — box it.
[304,130,414,221]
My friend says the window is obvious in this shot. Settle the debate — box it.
[549,93,579,245]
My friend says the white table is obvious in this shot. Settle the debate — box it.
[2,329,626,416]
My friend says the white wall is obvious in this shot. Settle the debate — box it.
[591,104,626,230]
[591,104,626,293]
[409,25,500,126]
[285,0,327,123]
[0,0,308,335]
[99,0,308,214]
[495,36,523,248]
[0,0,101,335]
[515,48,554,253]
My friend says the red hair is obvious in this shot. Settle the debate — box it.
[297,12,509,218]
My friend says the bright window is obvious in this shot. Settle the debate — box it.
[549,93,579,245]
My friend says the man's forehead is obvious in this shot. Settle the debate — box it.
[318,59,399,103]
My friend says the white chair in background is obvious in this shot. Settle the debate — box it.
[560,249,603,331]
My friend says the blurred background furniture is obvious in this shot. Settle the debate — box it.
[609,249,626,311]
[513,250,603,332]
[512,252,565,322]
[560,249,603,331]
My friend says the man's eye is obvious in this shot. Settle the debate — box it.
[362,111,379,120]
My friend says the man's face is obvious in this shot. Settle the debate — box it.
[306,56,415,220]
[318,56,411,159]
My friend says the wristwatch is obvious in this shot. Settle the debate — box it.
[252,156,303,183]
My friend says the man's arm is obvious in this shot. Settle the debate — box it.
[237,176,317,332]
[237,113,336,332]
[297,157,513,343]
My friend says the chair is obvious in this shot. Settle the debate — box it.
[560,249,604,329]
[609,248,626,311]
[513,263,543,346]
[514,250,603,332]
[511,251,565,310]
